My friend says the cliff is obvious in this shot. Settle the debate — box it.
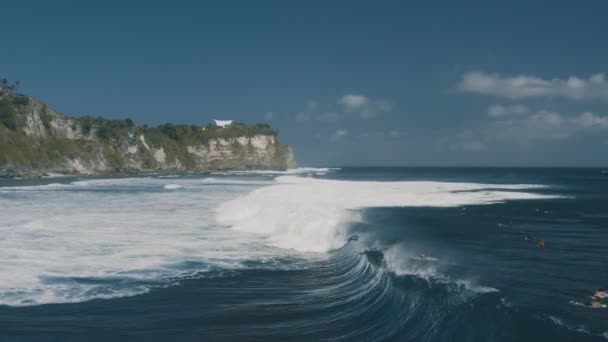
[0,94,295,177]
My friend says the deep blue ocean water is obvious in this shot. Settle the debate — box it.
[0,167,606,341]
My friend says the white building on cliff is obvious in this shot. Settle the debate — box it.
[214,120,233,128]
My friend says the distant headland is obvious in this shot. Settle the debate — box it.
[0,80,295,178]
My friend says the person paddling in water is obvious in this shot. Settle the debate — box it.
[591,298,604,308]
[537,240,545,249]
[590,289,607,308]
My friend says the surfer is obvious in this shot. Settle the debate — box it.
[537,240,545,249]
[590,298,604,308]
[594,288,607,298]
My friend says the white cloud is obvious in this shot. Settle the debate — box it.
[339,95,368,111]
[450,140,486,152]
[389,130,405,138]
[361,130,407,139]
[330,129,348,143]
[295,111,311,122]
[459,72,608,100]
[307,100,320,111]
[360,101,393,119]
[570,112,608,128]
[491,111,608,143]
[448,129,486,152]
[294,100,320,122]
[444,111,608,152]
[317,112,340,122]
[488,104,529,118]
[491,111,570,141]
[290,95,394,122]
[496,111,608,141]
[264,111,274,121]
[338,94,393,119]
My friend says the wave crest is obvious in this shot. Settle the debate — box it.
[216,176,560,253]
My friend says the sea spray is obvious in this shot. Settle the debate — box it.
[216,176,559,253]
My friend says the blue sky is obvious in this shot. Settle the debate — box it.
[3,0,608,166]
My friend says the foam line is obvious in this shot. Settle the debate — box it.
[213,167,340,176]
[216,176,561,253]
[0,177,271,192]
[0,177,289,306]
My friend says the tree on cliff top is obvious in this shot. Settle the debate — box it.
[0,79,20,95]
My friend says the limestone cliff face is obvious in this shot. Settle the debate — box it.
[0,95,296,177]
[186,135,291,170]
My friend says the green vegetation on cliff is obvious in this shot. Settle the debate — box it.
[0,93,293,176]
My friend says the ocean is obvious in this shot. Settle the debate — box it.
[0,167,606,341]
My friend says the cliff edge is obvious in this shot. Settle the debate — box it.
[0,94,295,177]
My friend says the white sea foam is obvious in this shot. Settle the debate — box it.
[548,315,608,340]
[548,315,565,327]
[383,245,439,280]
[0,176,291,306]
[214,167,340,176]
[0,182,73,191]
[381,245,499,295]
[0,177,271,192]
[216,176,560,253]
[0,174,558,306]
[163,184,183,189]
[42,173,71,178]
[198,177,271,185]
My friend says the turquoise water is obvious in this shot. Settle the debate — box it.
[0,168,606,341]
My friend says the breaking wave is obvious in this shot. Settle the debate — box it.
[0,174,557,307]
[216,176,560,253]
[163,184,183,190]
[0,176,292,306]
[213,167,340,176]
[2,169,606,341]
